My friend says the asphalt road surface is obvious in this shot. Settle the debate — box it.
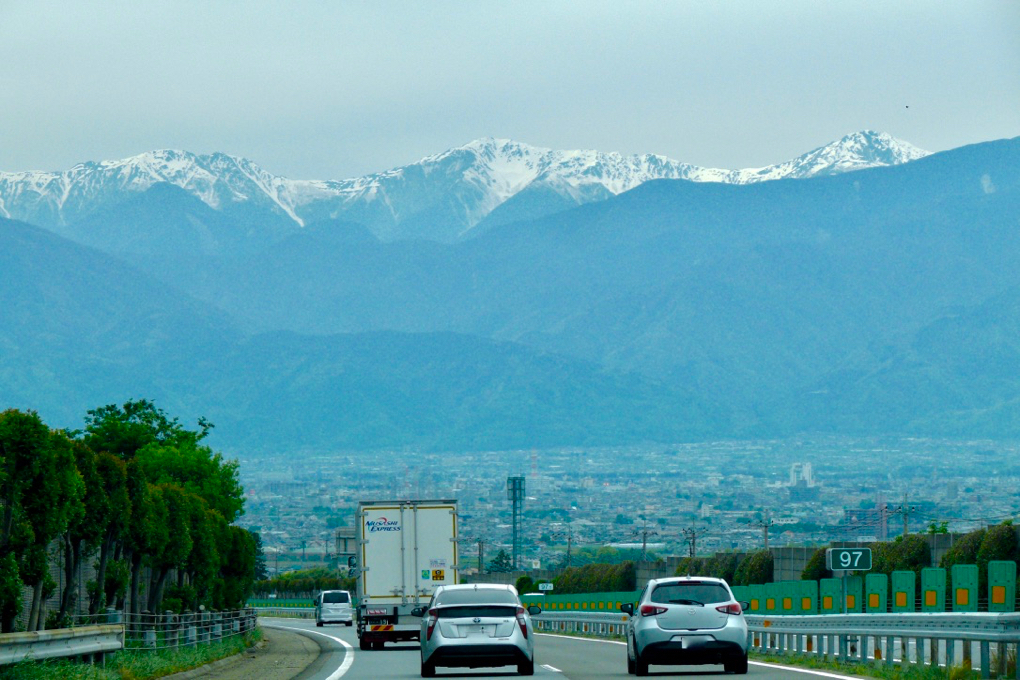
[259,618,865,680]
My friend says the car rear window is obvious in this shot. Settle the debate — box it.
[435,605,518,618]
[651,582,730,605]
[434,589,519,606]
[322,591,350,604]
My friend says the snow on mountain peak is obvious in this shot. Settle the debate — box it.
[0,131,930,238]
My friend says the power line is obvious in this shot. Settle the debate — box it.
[631,517,659,561]
[681,527,707,559]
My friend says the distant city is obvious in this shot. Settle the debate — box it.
[237,436,1020,575]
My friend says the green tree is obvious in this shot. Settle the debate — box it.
[976,521,1017,594]
[88,453,128,615]
[0,411,84,632]
[801,548,831,581]
[58,440,108,623]
[489,549,513,573]
[251,531,269,582]
[515,575,535,594]
[217,526,256,608]
[940,528,985,569]
[733,550,773,586]
[20,430,84,630]
[147,484,194,612]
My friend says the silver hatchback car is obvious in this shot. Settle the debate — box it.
[414,584,541,677]
[621,577,749,675]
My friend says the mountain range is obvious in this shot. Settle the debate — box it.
[0,130,927,243]
[2,132,1018,452]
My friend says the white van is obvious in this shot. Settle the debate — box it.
[314,589,354,627]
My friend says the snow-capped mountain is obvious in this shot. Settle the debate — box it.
[0,131,929,242]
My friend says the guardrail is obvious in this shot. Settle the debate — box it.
[746,612,1020,679]
[533,611,629,637]
[533,609,1020,679]
[253,607,315,619]
[0,624,123,666]
[1,608,259,668]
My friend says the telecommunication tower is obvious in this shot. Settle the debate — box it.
[507,476,526,570]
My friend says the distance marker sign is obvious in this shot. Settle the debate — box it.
[826,547,872,571]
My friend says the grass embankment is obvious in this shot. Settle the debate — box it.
[0,628,262,680]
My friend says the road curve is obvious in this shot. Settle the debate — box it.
[260,617,865,679]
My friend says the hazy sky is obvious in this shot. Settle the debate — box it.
[2,1,1018,179]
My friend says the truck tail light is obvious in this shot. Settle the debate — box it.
[516,606,528,638]
[640,605,668,617]
[716,603,743,616]
[426,609,438,641]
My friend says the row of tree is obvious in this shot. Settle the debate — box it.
[0,401,255,632]
[253,568,356,599]
[674,550,774,586]
[802,521,1019,593]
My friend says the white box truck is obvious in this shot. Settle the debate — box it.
[355,499,458,650]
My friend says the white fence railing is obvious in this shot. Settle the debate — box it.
[532,610,1020,679]
[745,612,1020,679]
[533,611,629,637]
[253,607,315,619]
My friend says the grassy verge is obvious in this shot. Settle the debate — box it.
[0,628,263,680]
[750,650,983,679]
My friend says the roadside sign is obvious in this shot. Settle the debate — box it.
[826,548,872,571]
[538,583,554,591]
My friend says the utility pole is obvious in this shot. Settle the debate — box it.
[682,527,706,559]
[477,538,485,574]
[886,496,917,537]
[632,517,659,562]
[565,526,573,569]
[754,510,774,550]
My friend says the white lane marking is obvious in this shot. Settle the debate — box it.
[535,632,860,678]
[748,660,862,679]
[262,621,355,678]
[535,632,626,645]
[540,664,562,672]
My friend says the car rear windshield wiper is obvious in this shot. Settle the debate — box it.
[668,599,704,605]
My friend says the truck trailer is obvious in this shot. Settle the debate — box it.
[355,499,458,650]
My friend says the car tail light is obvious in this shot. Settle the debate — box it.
[426,608,438,641]
[516,606,529,638]
[640,605,668,617]
[716,603,743,616]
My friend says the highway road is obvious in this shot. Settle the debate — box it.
[260,618,862,680]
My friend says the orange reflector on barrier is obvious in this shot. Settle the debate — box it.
[869,594,879,608]
[896,592,907,607]
[925,590,937,606]
[992,586,1006,605]
[956,589,969,606]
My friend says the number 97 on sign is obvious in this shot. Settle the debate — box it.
[826,548,872,571]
